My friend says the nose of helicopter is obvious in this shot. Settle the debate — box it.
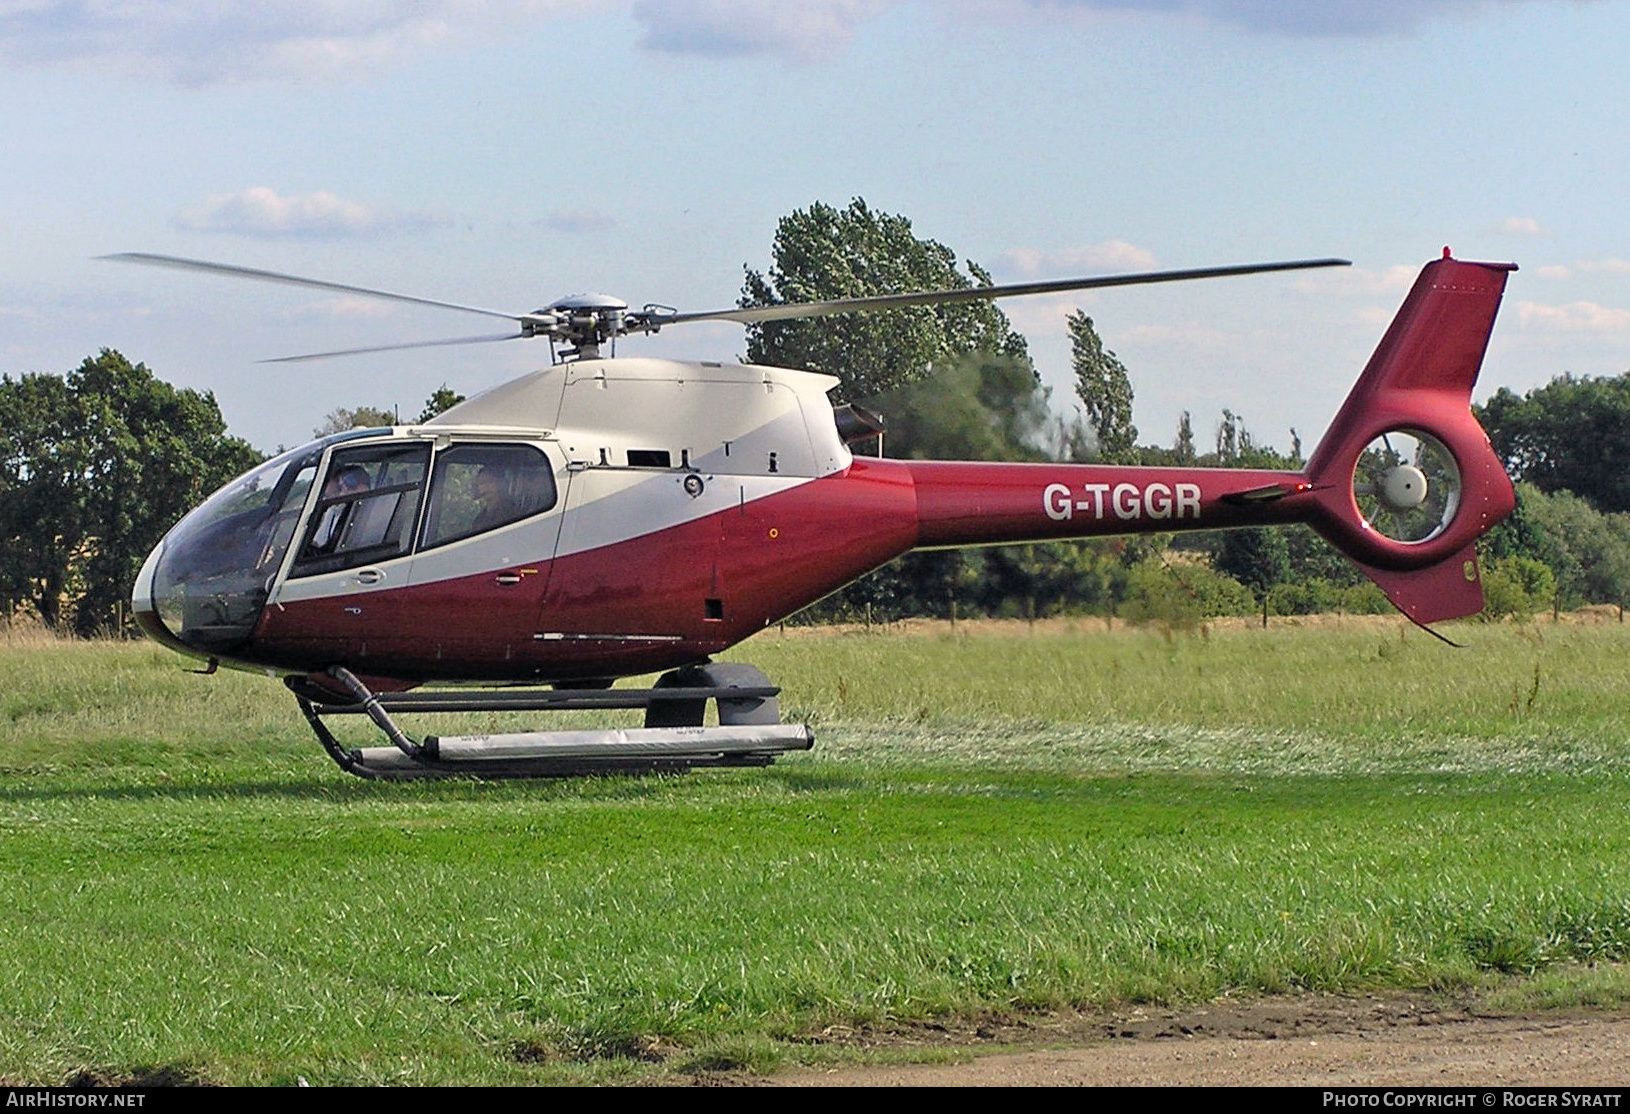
[131,516,280,657]
[129,442,323,660]
[130,539,188,653]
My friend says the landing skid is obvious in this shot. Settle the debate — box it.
[288,663,814,780]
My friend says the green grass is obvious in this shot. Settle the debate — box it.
[2,616,1630,1083]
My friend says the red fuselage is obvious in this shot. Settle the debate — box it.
[239,458,1317,684]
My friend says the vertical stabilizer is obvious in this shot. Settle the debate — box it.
[1303,252,1517,627]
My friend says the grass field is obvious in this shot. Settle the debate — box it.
[3,614,1630,1084]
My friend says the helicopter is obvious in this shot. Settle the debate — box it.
[111,247,1517,779]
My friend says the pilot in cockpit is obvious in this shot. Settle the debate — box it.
[311,464,371,551]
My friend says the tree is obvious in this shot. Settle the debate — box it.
[740,198,1027,399]
[1200,408,1299,470]
[741,200,1177,623]
[1481,484,1630,609]
[1068,311,1137,463]
[872,352,1053,462]
[1480,556,1556,621]
[418,385,465,422]
[316,387,464,435]
[1213,527,1290,601]
[0,351,261,634]
[1215,408,1246,463]
[800,351,1067,623]
[1174,411,1196,465]
[1478,373,1630,513]
[1171,408,1346,607]
[314,405,397,438]
[0,372,79,628]
[745,199,1052,621]
[1120,557,1255,628]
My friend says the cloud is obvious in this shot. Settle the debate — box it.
[1517,300,1630,333]
[998,293,1082,335]
[0,1,600,84]
[173,187,451,238]
[631,0,884,62]
[1026,0,1535,37]
[1296,263,1416,296]
[631,0,1560,64]
[1498,216,1549,236]
[538,208,617,234]
[0,0,1548,82]
[1287,263,1418,328]
[1526,259,1630,281]
[999,240,1159,278]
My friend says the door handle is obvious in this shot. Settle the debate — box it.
[496,573,522,586]
[356,568,384,586]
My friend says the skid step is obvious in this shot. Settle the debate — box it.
[290,662,813,780]
[349,724,814,778]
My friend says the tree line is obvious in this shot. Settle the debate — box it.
[5,199,1628,635]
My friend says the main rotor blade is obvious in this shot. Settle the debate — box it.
[259,333,524,364]
[103,253,524,323]
[660,258,1351,328]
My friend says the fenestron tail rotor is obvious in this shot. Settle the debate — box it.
[104,251,1350,362]
[1351,429,1462,544]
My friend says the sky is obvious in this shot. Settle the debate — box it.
[2,0,1627,457]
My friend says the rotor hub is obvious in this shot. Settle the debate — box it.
[1380,464,1429,510]
[532,293,632,355]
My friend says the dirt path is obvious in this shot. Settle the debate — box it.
[758,996,1630,1087]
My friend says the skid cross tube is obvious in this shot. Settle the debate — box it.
[324,666,422,758]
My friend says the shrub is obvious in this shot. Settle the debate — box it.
[1120,558,1255,627]
[1480,555,1557,621]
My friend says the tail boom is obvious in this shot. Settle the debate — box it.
[906,460,1317,548]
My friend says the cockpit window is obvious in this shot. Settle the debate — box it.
[290,443,431,577]
[420,444,557,550]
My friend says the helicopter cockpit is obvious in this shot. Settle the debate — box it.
[133,427,563,662]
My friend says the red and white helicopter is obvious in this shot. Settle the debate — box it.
[113,248,1517,779]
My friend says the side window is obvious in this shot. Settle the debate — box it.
[291,442,431,577]
[421,444,558,550]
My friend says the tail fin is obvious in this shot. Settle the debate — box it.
[1304,252,1517,627]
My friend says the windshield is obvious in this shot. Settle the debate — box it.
[145,443,322,654]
